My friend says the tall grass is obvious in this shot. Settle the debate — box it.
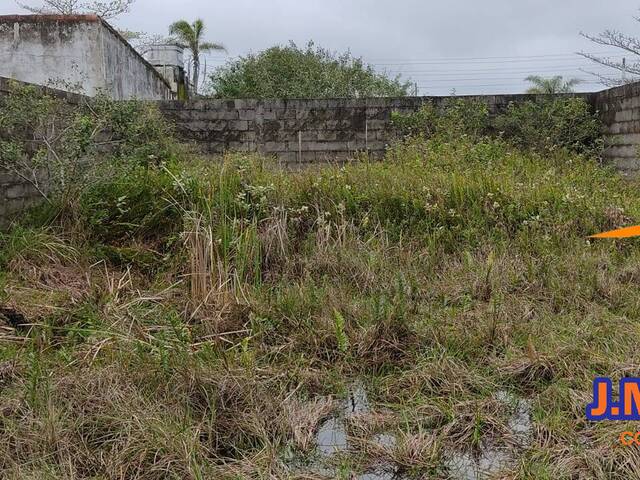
[1,136,640,478]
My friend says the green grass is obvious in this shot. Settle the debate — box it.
[1,136,640,479]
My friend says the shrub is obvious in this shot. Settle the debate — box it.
[391,96,602,156]
[0,83,179,210]
[77,163,182,244]
[391,99,490,140]
[494,97,603,155]
[208,41,411,98]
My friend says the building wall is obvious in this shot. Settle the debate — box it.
[0,15,172,100]
[157,93,596,166]
[0,15,103,95]
[98,21,174,100]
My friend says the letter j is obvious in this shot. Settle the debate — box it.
[587,378,612,420]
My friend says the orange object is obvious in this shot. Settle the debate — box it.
[590,225,640,239]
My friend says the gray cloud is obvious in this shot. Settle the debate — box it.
[2,0,639,94]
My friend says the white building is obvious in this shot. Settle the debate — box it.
[0,14,180,100]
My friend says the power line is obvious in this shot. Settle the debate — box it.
[368,51,624,63]
[373,55,627,67]
[417,81,603,88]
[383,66,616,76]
[414,77,600,84]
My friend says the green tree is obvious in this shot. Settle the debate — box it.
[208,41,411,98]
[524,75,582,94]
[169,19,225,95]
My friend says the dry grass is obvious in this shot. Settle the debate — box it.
[2,138,640,478]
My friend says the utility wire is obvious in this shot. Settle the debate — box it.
[367,51,622,62]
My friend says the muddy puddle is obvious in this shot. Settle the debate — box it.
[444,390,533,479]
[312,382,405,479]
[302,385,533,479]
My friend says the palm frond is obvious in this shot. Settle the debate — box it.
[169,20,196,48]
[200,42,226,53]
[193,19,205,39]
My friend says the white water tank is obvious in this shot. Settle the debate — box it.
[143,44,188,99]
[143,44,185,69]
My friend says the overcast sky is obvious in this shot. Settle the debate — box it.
[2,0,639,95]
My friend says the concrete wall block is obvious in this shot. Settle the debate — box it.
[231,120,249,131]
[619,121,640,134]
[318,131,338,141]
[363,140,387,151]
[288,130,320,143]
[226,141,254,152]
[0,170,20,185]
[346,140,361,151]
[234,99,259,109]
[613,157,640,171]
[276,108,297,120]
[306,141,349,152]
[300,151,318,163]
[206,142,225,154]
[241,131,257,142]
[603,122,622,135]
[322,120,350,130]
[365,120,389,130]
[282,120,301,130]
[5,184,25,199]
[265,131,296,143]
[261,100,286,110]
[296,109,311,120]
[376,130,393,141]
[263,110,279,121]
[218,110,240,120]
[239,109,257,121]
[603,144,637,158]
[263,141,287,152]
[606,133,640,146]
[276,151,298,164]
[615,109,633,122]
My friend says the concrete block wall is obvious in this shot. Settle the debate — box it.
[0,77,86,227]
[0,172,47,228]
[158,93,596,166]
[4,74,640,227]
[592,82,640,175]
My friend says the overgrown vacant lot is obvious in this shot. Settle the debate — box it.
[2,116,640,477]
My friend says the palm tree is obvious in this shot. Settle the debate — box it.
[169,19,225,95]
[524,75,582,94]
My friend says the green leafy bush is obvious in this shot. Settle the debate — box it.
[208,41,411,98]
[494,97,602,155]
[0,83,179,209]
[391,96,602,156]
[77,163,181,244]
[391,99,490,140]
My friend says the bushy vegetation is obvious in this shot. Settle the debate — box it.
[208,41,411,98]
[392,97,602,156]
[0,82,179,217]
[2,87,640,478]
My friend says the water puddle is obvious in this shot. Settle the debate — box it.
[311,382,405,480]
[358,468,401,480]
[316,417,348,456]
[444,390,533,480]
[347,382,370,415]
[305,385,532,479]
[445,449,513,480]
